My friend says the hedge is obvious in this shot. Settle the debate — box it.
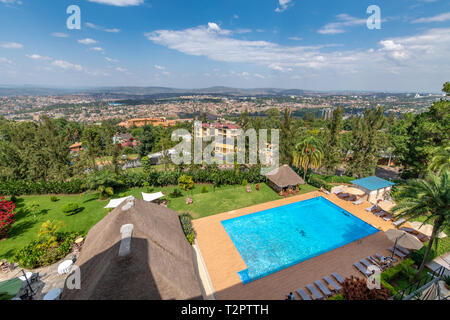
[0,179,85,196]
[0,165,268,196]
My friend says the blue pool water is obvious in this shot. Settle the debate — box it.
[221,197,379,284]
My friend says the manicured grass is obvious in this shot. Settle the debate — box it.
[0,183,317,262]
[0,193,110,262]
[167,183,318,219]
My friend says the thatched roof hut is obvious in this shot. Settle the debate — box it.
[61,197,202,300]
[264,165,305,192]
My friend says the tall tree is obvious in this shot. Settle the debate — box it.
[138,125,155,158]
[81,127,103,171]
[428,145,450,174]
[347,107,386,177]
[280,108,297,165]
[322,107,344,174]
[402,99,449,177]
[293,136,323,181]
[392,172,450,281]
[443,81,450,96]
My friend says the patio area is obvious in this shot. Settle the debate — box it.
[193,191,402,300]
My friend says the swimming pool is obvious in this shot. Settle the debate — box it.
[221,197,379,284]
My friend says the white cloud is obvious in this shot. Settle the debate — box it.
[26,54,52,61]
[0,42,23,49]
[52,60,83,71]
[412,12,450,23]
[288,36,302,41]
[0,0,22,5]
[318,14,366,34]
[91,47,105,53]
[154,64,165,70]
[87,0,144,6]
[105,57,119,63]
[86,22,120,33]
[0,57,12,64]
[78,38,98,45]
[51,32,69,38]
[145,23,450,87]
[275,0,292,13]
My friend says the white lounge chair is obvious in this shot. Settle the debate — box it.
[392,218,406,227]
[353,198,363,205]
[141,192,164,202]
[104,196,134,209]
[365,205,375,212]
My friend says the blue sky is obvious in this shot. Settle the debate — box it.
[0,0,449,91]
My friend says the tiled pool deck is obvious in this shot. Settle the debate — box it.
[192,191,402,300]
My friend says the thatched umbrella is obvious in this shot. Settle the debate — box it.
[342,186,366,196]
[409,221,447,239]
[378,201,395,213]
[385,229,423,259]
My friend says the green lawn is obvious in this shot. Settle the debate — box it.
[167,183,317,219]
[0,183,318,262]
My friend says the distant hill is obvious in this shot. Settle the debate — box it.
[0,85,431,97]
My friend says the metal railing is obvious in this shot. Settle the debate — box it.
[390,266,447,300]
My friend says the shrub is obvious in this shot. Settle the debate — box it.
[61,203,80,216]
[0,197,16,238]
[308,176,332,191]
[242,179,248,186]
[178,175,194,191]
[328,294,344,300]
[443,275,450,287]
[15,232,78,269]
[169,188,183,198]
[50,196,58,202]
[201,185,209,193]
[341,276,390,300]
[179,213,196,245]
[410,248,436,267]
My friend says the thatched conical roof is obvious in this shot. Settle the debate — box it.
[61,198,202,300]
[265,165,305,188]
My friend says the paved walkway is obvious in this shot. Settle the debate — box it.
[193,191,400,300]
[0,252,79,300]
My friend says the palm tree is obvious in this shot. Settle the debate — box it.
[429,145,450,174]
[293,136,323,181]
[392,171,450,281]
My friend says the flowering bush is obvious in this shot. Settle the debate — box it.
[0,197,16,238]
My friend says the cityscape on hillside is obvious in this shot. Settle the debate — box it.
[0,0,449,309]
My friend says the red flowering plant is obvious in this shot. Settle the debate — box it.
[0,197,17,239]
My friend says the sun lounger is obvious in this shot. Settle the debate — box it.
[314,280,333,296]
[396,245,410,255]
[360,258,374,269]
[338,193,350,199]
[392,218,406,227]
[323,276,342,291]
[388,247,406,259]
[332,272,345,284]
[365,205,375,212]
[346,195,357,202]
[368,256,382,266]
[373,210,385,217]
[383,214,393,221]
[354,262,372,277]
[375,253,386,261]
[353,198,363,205]
[296,288,312,300]
[306,284,324,300]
